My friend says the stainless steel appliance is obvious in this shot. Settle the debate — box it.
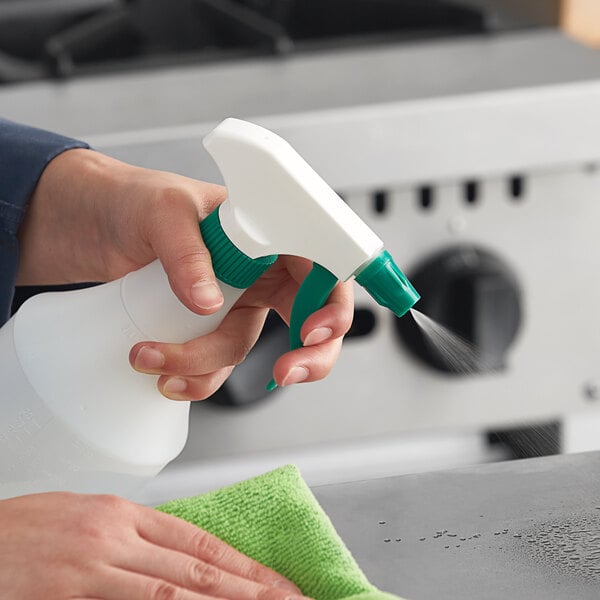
[1,2,599,504]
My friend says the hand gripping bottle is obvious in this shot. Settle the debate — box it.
[0,118,419,500]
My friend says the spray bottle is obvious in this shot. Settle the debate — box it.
[0,118,419,500]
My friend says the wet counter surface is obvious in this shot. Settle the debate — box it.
[313,451,600,600]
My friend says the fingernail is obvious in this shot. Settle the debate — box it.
[191,281,223,310]
[282,366,309,386]
[134,347,165,370]
[163,377,187,395]
[303,327,333,346]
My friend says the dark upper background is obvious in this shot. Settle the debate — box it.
[0,0,563,85]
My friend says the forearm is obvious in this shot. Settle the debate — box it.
[0,119,88,320]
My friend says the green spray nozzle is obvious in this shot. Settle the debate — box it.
[265,252,418,390]
[355,250,420,318]
[201,118,420,391]
[284,253,419,356]
[202,207,419,392]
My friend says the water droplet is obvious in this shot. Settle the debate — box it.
[384,538,391,543]
[445,545,450,549]
[419,537,426,541]
[395,538,401,542]
[378,521,386,525]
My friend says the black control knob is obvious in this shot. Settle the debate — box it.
[396,246,521,374]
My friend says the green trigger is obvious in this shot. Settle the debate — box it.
[267,262,339,391]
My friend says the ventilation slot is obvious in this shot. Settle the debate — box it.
[372,190,388,214]
[346,308,377,340]
[508,175,525,200]
[463,180,480,205]
[417,185,434,210]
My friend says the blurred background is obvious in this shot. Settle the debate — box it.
[2,0,600,505]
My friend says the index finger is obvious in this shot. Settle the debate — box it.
[135,505,301,593]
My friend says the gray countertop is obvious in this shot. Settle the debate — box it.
[313,452,600,599]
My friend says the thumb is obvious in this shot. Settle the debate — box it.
[149,197,223,315]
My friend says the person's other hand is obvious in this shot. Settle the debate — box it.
[18,149,353,400]
[0,492,306,600]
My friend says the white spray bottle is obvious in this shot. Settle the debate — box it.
[0,118,419,500]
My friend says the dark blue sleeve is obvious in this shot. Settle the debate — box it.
[0,119,89,325]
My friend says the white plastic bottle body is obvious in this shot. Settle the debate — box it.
[0,260,245,500]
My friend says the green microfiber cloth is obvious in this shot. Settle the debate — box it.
[157,465,402,600]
